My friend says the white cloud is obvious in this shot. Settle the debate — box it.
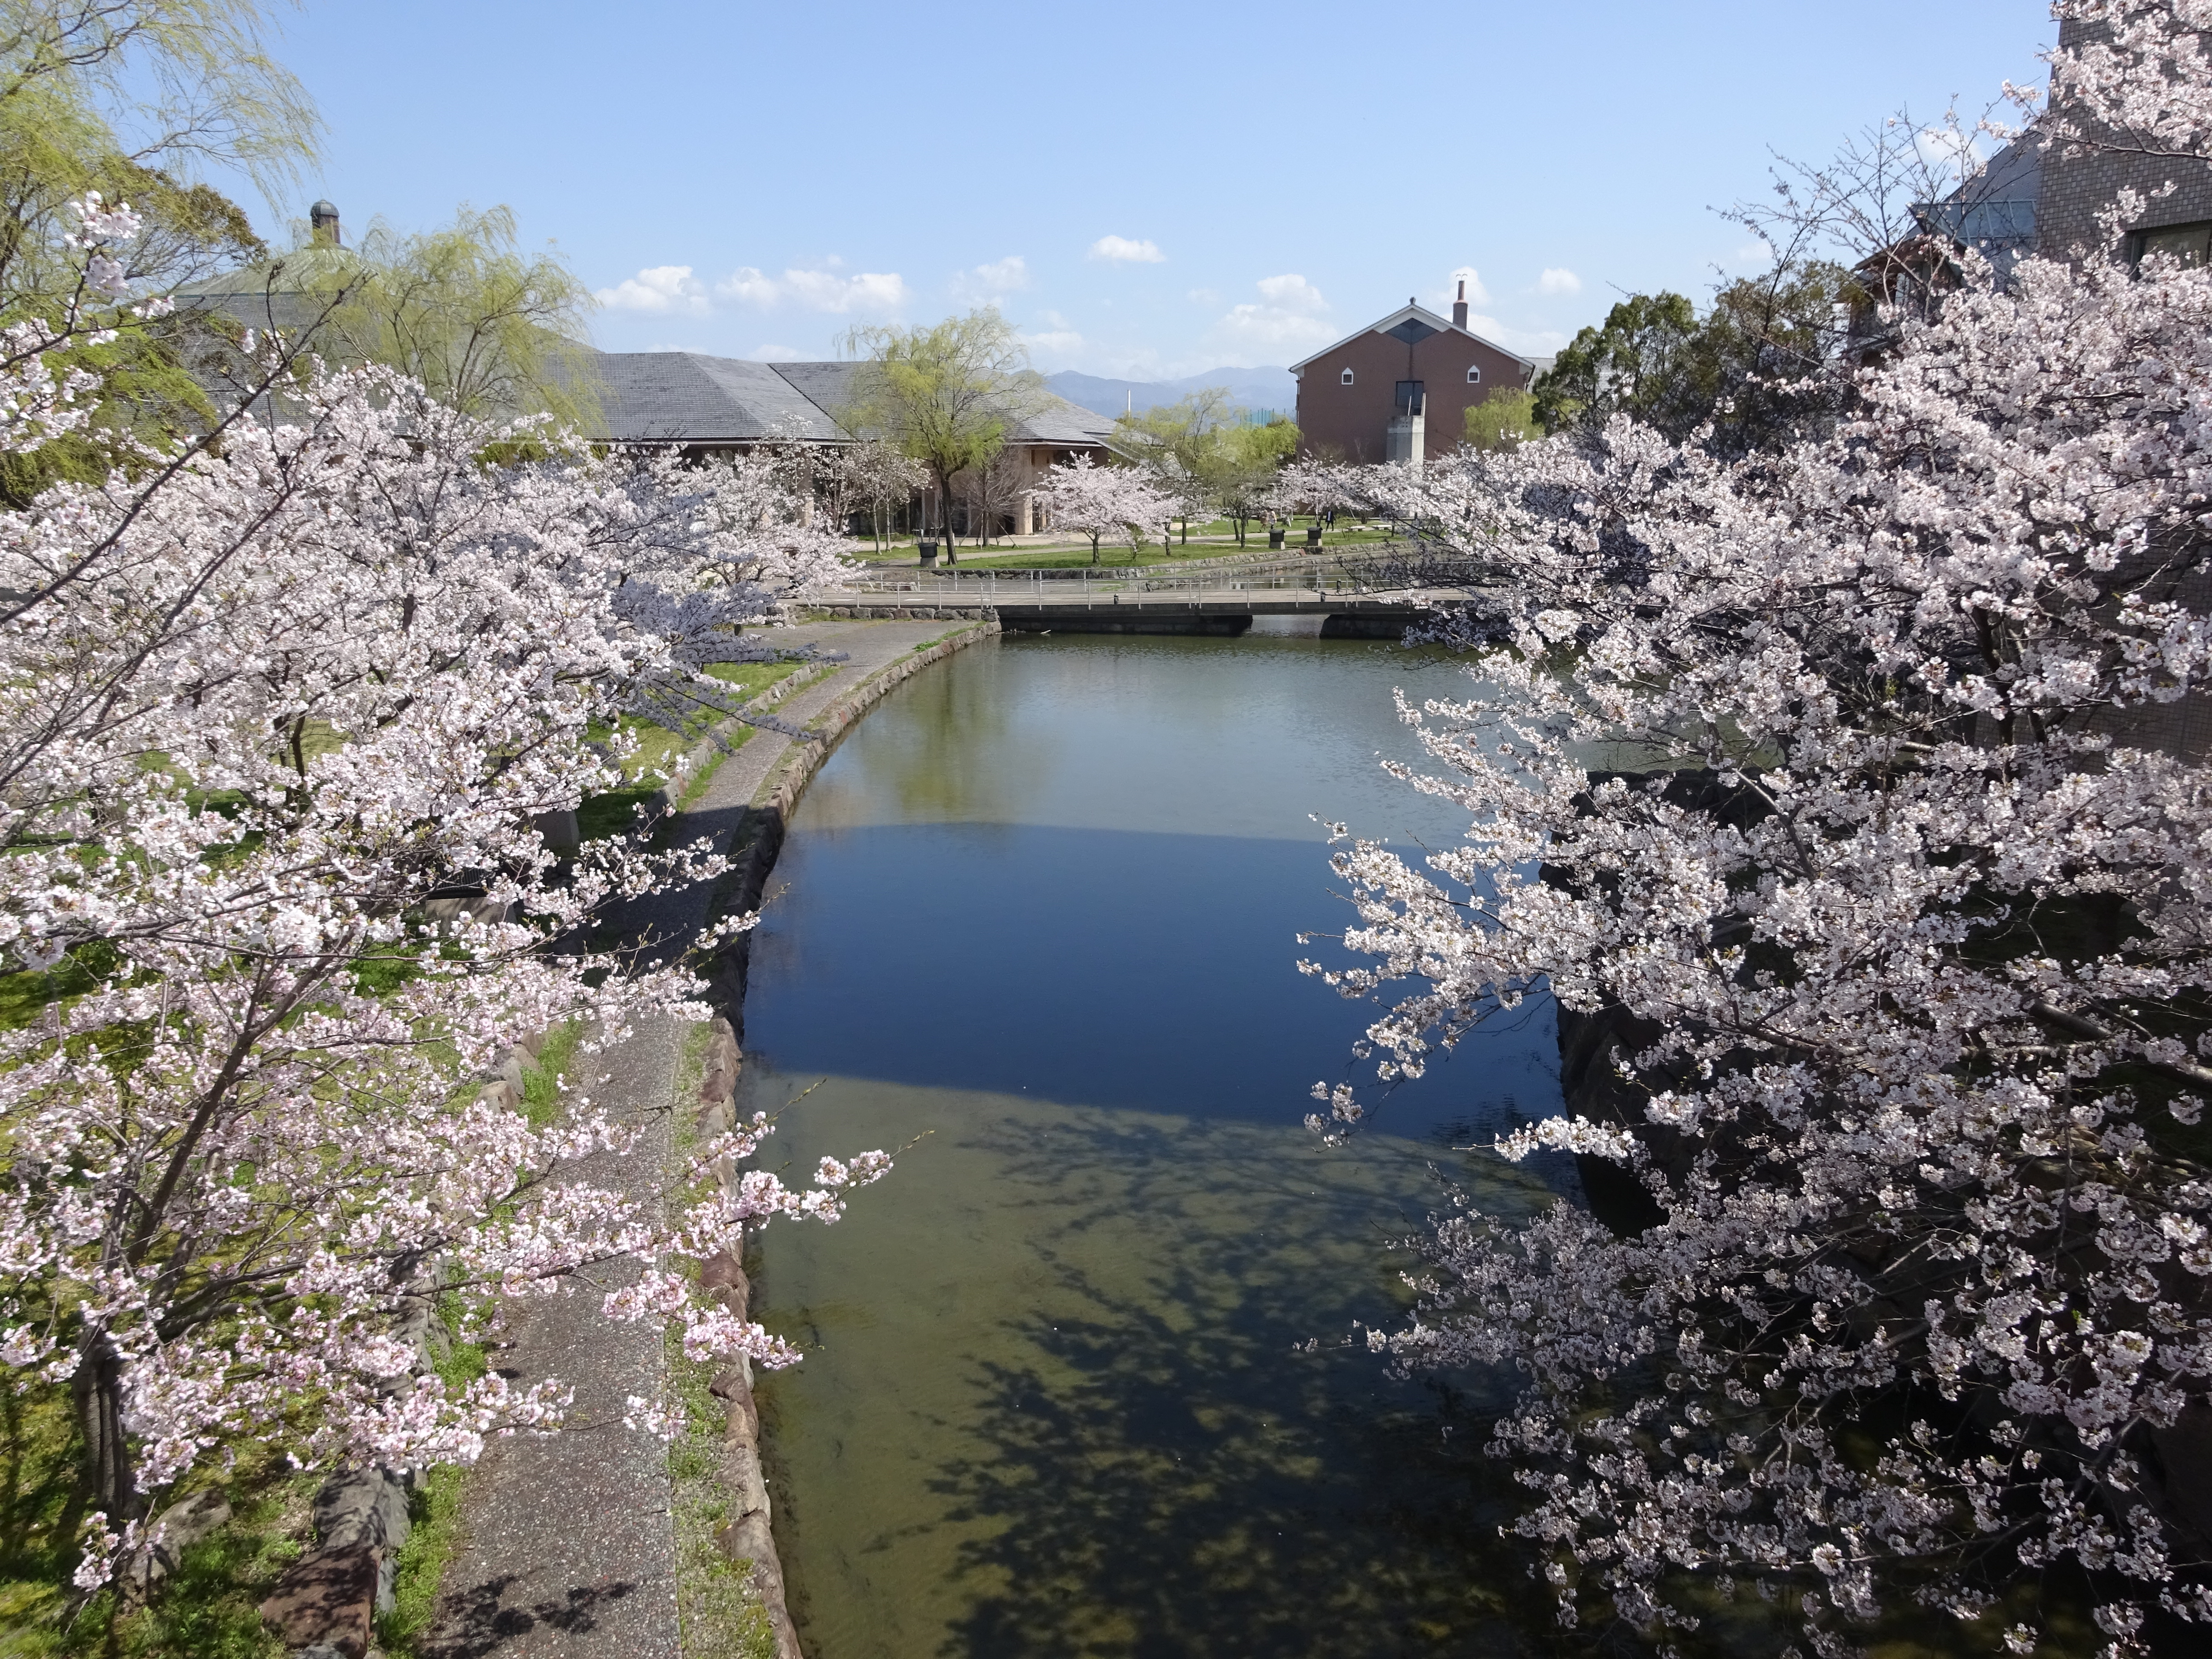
[1021,327,1085,362]
[1466,311,1570,355]
[599,260,906,318]
[750,343,802,361]
[716,267,780,306]
[718,264,907,314]
[1212,273,1333,355]
[1186,287,1219,305]
[950,255,1029,303]
[1537,267,1582,295]
[1913,123,1989,180]
[596,265,710,315]
[1089,234,1165,264]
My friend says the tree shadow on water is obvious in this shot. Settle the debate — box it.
[915,1186,1561,1659]
[907,1110,1566,1654]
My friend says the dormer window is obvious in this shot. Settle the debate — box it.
[1466,365,1482,384]
[1340,367,1354,385]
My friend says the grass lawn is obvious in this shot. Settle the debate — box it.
[578,658,814,841]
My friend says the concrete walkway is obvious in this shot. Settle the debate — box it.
[422,619,975,1659]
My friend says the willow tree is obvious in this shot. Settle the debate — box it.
[278,203,600,431]
[0,0,321,501]
[838,307,1044,553]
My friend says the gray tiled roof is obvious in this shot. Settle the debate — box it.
[593,352,845,443]
[592,353,1115,449]
[169,267,339,337]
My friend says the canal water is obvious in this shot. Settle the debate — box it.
[737,629,1575,1658]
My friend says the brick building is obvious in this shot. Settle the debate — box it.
[1906,13,2212,278]
[1289,284,1539,466]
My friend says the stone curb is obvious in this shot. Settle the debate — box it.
[628,654,845,833]
[678,618,998,1659]
[692,1014,801,1659]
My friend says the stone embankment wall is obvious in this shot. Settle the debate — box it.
[259,621,996,1659]
[692,619,997,1659]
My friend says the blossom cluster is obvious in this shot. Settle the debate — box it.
[1030,453,1188,555]
[1303,12,2212,1649]
[0,216,885,1580]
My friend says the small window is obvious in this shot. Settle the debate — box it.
[1340,367,1354,386]
[1466,365,1482,384]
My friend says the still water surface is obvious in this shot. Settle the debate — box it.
[739,631,1575,1658]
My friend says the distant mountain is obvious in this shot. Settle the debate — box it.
[1045,367,1298,423]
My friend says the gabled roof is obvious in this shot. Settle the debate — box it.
[760,360,1118,446]
[1287,302,1537,377]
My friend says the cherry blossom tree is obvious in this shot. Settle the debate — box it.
[822,437,926,550]
[1303,10,2212,1651]
[1030,453,1175,565]
[0,197,885,1587]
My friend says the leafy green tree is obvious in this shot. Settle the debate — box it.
[286,203,599,431]
[1214,417,1298,544]
[1115,390,1299,546]
[1532,262,1855,456]
[0,0,320,502]
[1114,385,1231,475]
[1532,291,1698,433]
[1462,388,1537,453]
[839,307,1042,560]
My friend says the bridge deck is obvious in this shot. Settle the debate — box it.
[817,588,1438,614]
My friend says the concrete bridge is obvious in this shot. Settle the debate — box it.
[811,584,1445,637]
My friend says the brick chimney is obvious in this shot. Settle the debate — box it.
[1452,279,1468,330]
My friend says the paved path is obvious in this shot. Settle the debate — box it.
[423,619,972,1659]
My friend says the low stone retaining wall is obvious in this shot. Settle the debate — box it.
[694,617,998,1658]
[692,1015,802,1659]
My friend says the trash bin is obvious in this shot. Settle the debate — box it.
[1305,525,1322,549]
[919,540,938,567]
[1268,528,1285,549]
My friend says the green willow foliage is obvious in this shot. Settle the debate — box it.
[0,1,319,504]
[272,203,602,432]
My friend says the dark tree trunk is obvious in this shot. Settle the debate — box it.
[73,1328,136,1523]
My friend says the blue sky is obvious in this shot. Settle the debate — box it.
[225,1,2052,377]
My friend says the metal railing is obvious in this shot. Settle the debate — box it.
[833,555,1408,602]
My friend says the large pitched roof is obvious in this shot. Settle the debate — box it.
[1286,302,1537,377]
[592,353,1119,447]
[594,353,845,443]
[159,269,1122,446]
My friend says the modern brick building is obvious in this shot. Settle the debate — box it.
[1289,284,1540,466]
